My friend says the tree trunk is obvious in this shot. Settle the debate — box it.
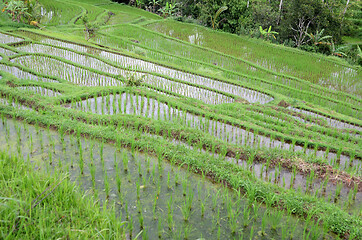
[279,0,283,12]
[342,0,350,17]
[277,0,283,25]
[291,17,311,47]
[340,0,350,35]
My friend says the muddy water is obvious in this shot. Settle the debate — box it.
[0,117,336,239]
[70,93,362,175]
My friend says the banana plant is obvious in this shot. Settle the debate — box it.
[305,29,332,46]
[357,45,362,59]
[158,1,178,18]
[259,26,278,41]
[134,0,144,8]
[149,0,160,13]
[329,41,348,58]
[210,6,228,30]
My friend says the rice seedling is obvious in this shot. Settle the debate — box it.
[128,215,134,239]
[122,150,129,172]
[167,195,174,230]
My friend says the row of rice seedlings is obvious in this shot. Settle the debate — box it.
[15,44,235,104]
[4,109,362,228]
[37,0,84,25]
[19,43,273,104]
[0,46,16,56]
[0,32,24,44]
[16,44,123,75]
[138,73,233,104]
[150,20,361,95]
[22,30,359,111]
[94,28,360,117]
[12,53,233,104]
[318,68,361,98]
[243,107,361,154]
[146,22,362,102]
[289,107,362,132]
[69,92,361,174]
[165,134,361,209]
[0,63,59,83]
[103,24,360,105]
[17,86,62,97]
[246,105,361,144]
[0,116,338,239]
[11,55,121,87]
[40,37,99,53]
[0,95,33,111]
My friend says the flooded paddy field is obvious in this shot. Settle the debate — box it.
[0,0,361,238]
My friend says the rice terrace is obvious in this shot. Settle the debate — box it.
[0,0,361,239]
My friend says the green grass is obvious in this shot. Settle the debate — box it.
[0,150,126,239]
